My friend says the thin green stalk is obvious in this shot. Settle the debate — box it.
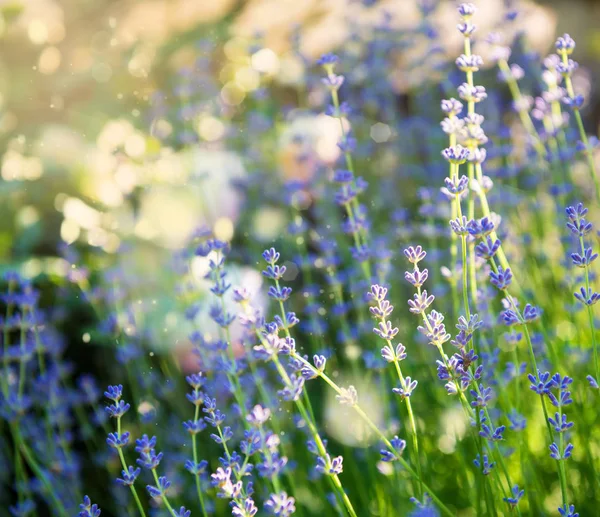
[191,402,208,517]
[578,233,598,381]
[291,351,454,517]
[12,426,69,517]
[560,53,600,202]
[151,469,176,514]
[269,352,359,517]
[116,416,147,517]
[392,357,423,498]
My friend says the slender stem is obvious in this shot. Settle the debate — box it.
[116,416,147,517]
[578,233,598,381]
[392,357,423,498]
[328,77,372,280]
[151,469,176,514]
[560,51,600,202]
[191,402,208,517]
[268,351,359,517]
[290,351,454,517]
[12,426,69,517]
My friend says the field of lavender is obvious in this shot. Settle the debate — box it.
[2,1,600,516]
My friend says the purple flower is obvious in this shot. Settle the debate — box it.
[440,98,463,116]
[392,377,418,399]
[571,247,597,268]
[475,236,500,259]
[232,498,258,517]
[380,436,406,462]
[548,412,574,433]
[79,496,101,517]
[322,74,344,90]
[104,385,123,402]
[105,400,130,419]
[277,374,305,402]
[116,466,141,487]
[449,216,469,235]
[503,485,524,508]
[522,304,540,322]
[404,245,427,264]
[183,419,206,435]
[405,268,429,288]
[442,145,469,164]
[106,432,130,449]
[457,83,487,103]
[489,267,512,290]
[262,248,280,264]
[146,475,171,498]
[457,3,476,17]
[443,175,469,195]
[374,320,399,340]
[381,343,407,363]
[455,54,483,72]
[317,53,339,67]
[558,505,579,517]
[457,21,476,36]
[528,370,552,395]
[473,454,495,475]
[265,492,296,516]
[574,287,600,306]
[247,404,271,426]
[408,291,435,314]
[549,442,573,460]
[555,34,576,54]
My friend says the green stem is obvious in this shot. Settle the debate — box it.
[291,351,454,517]
[191,402,208,517]
[151,469,176,514]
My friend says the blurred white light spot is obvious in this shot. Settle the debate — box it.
[325,376,384,447]
[377,461,394,476]
[370,122,391,143]
[252,207,286,242]
[191,256,211,282]
[198,116,225,142]
[282,261,298,281]
[151,118,173,139]
[134,218,159,240]
[221,82,245,106]
[16,206,39,227]
[124,133,146,158]
[54,193,68,211]
[251,48,280,74]
[82,333,91,343]
[39,46,61,74]
[63,197,101,229]
[137,401,156,418]
[277,55,304,86]
[102,233,121,253]
[97,119,134,152]
[315,114,346,163]
[235,67,260,92]
[1,151,43,181]
[114,163,138,194]
[87,227,109,248]
[28,20,48,44]
[438,407,468,454]
[214,217,234,242]
[97,180,123,207]
[23,259,42,278]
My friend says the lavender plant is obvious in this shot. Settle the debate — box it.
[3,2,600,517]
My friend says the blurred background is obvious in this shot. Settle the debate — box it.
[0,0,599,354]
[2,2,600,513]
